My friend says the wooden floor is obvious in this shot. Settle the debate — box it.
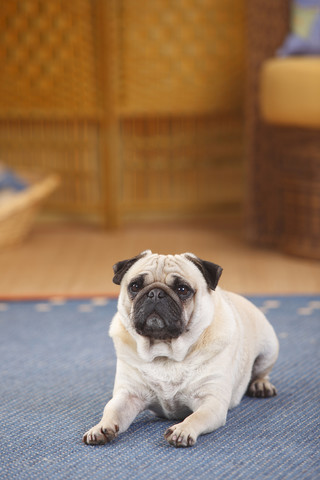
[0,220,320,298]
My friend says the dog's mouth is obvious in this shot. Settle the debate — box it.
[133,285,184,340]
[135,312,184,340]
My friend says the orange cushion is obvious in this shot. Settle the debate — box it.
[259,57,320,128]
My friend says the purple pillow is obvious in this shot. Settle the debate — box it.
[277,0,320,56]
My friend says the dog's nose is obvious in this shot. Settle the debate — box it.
[147,288,165,300]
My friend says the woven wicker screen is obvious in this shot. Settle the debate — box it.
[0,0,103,119]
[114,0,246,218]
[115,0,245,115]
[119,116,244,216]
[0,0,246,223]
[0,0,115,223]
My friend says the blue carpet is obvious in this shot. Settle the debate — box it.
[0,296,319,480]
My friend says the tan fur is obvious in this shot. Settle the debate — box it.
[110,315,136,351]
[83,251,279,448]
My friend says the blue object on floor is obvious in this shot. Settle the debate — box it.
[0,168,28,191]
[0,296,319,480]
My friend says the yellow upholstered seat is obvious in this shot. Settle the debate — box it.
[259,57,320,128]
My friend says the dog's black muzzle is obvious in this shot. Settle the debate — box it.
[133,285,184,340]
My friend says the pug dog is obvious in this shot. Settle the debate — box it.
[83,250,279,447]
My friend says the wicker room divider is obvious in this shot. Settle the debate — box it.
[246,0,320,259]
[0,0,118,226]
[115,0,245,219]
[0,0,246,224]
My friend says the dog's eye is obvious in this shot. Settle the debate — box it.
[176,285,190,297]
[129,282,142,294]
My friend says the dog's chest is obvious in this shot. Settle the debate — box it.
[140,361,195,419]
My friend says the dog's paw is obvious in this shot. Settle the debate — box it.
[247,378,277,398]
[83,423,119,445]
[164,423,196,447]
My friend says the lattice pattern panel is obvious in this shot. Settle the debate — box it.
[0,0,102,118]
[115,0,245,115]
[275,127,320,258]
[0,121,103,213]
[119,116,244,216]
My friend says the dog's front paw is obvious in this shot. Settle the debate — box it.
[164,423,196,447]
[83,423,119,445]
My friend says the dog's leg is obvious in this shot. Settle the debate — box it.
[247,341,279,398]
[164,395,228,447]
[247,362,277,398]
[83,392,145,445]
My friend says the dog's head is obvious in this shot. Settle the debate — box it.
[113,250,222,342]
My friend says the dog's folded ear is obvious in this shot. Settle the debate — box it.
[185,254,223,291]
[112,250,151,285]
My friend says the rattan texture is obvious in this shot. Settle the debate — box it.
[246,0,320,259]
[115,0,245,115]
[0,1,111,222]
[0,173,59,247]
[0,121,104,216]
[115,0,245,217]
[0,296,319,479]
[0,0,102,118]
[119,116,244,215]
[0,0,246,222]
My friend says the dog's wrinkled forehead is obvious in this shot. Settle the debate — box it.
[113,251,222,291]
[128,253,196,285]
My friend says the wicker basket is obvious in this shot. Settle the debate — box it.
[0,174,60,247]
